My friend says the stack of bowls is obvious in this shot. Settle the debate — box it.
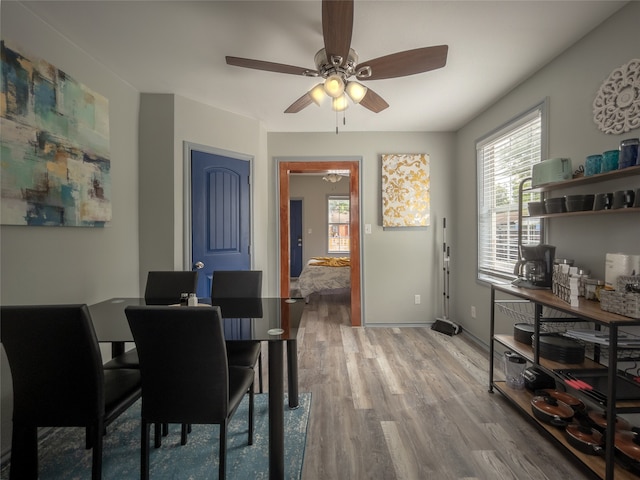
[527,201,545,216]
[565,194,595,212]
[544,197,566,214]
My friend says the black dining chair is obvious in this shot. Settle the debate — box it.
[125,305,254,480]
[143,270,199,305]
[0,304,141,480]
[104,270,198,370]
[211,270,264,393]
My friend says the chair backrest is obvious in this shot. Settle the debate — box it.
[125,305,229,424]
[0,305,104,425]
[144,271,198,305]
[211,270,262,299]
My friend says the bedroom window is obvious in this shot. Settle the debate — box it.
[328,196,350,253]
[477,100,547,282]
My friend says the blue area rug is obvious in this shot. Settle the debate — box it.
[1,393,310,479]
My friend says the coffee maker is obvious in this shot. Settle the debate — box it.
[512,244,556,289]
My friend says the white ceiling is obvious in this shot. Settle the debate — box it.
[21,0,627,133]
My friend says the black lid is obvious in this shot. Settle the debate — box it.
[505,351,526,364]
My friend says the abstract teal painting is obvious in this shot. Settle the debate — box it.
[1,40,111,227]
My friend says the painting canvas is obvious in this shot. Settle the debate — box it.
[381,153,430,227]
[1,40,111,227]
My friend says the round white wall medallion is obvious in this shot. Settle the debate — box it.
[593,58,640,135]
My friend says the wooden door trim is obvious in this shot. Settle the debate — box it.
[278,160,361,326]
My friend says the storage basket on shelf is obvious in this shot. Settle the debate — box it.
[496,300,580,334]
[600,275,640,319]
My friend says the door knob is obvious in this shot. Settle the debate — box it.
[193,261,204,270]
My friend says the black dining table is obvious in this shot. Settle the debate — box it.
[89,296,304,480]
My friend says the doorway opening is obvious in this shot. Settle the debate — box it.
[277,159,361,326]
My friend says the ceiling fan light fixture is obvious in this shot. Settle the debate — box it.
[332,94,349,112]
[324,74,345,98]
[309,83,327,106]
[345,81,368,104]
[323,173,343,183]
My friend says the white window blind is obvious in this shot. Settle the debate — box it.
[477,104,545,281]
[328,196,350,253]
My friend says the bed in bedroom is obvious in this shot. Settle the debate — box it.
[297,256,350,301]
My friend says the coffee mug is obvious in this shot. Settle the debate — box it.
[601,150,619,173]
[612,190,635,209]
[593,192,613,210]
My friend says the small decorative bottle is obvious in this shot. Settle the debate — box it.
[180,293,189,306]
[187,293,198,307]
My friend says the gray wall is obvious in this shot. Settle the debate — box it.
[138,93,270,291]
[452,1,640,343]
[290,175,351,263]
[268,132,456,326]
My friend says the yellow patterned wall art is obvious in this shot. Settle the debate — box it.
[381,153,430,227]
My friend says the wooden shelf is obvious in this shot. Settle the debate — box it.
[495,163,640,479]
[492,381,639,480]
[494,283,640,326]
[494,334,602,370]
[530,165,640,192]
[526,207,640,219]
[494,334,640,410]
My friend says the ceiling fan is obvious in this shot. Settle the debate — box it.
[225,0,448,115]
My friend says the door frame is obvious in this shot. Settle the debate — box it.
[183,141,254,273]
[276,157,362,326]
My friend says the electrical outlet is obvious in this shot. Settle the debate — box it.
[414,294,421,304]
[471,306,477,318]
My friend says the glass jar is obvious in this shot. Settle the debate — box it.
[504,351,526,390]
[584,278,605,301]
[180,292,189,306]
[187,293,198,306]
[601,150,619,173]
[585,154,602,176]
[576,268,590,297]
[619,138,639,168]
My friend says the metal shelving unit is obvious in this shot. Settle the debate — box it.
[491,165,640,479]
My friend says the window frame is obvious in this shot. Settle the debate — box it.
[327,195,350,254]
[476,99,549,283]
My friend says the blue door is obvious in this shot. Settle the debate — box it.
[191,150,250,298]
[290,199,303,277]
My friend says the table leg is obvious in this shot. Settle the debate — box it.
[286,339,299,409]
[268,341,284,480]
[111,341,125,358]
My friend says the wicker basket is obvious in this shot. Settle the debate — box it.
[496,300,579,333]
[600,290,640,319]
[617,275,640,293]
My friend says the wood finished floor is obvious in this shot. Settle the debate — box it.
[267,291,592,480]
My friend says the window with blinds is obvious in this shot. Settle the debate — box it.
[477,102,546,281]
[328,196,350,253]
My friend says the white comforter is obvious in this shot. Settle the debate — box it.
[297,258,350,299]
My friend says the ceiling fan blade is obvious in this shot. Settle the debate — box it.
[226,56,316,76]
[284,93,314,113]
[359,88,389,113]
[322,0,353,66]
[359,45,448,80]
